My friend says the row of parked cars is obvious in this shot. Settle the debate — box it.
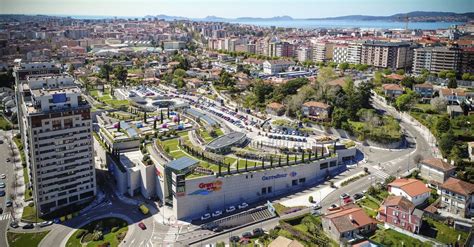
[328,192,365,211]
[10,220,53,229]
[269,129,310,137]
[229,227,265,243]
[266,134,307,142]
[201,202,248,221]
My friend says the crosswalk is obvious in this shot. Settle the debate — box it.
[0,214,11,221]
[371,168,389,179]
[163,226,179,243]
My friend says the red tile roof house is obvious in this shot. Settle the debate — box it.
[439,178,474,218]
[377,195,424,234]
[418,158,455,185]
[266,102,286,116]
[382,83,404,98]
[322,206,377,244]
[387,178,431,206]
[301,101,331,121]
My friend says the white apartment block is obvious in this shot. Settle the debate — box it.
[312,42,335,62]
[297,47,312,62]
[348,44,362,64]
[412,46,461,74]
[14,68,96,215]
[333,45,349,64]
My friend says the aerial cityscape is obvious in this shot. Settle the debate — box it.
[0,0,474,246]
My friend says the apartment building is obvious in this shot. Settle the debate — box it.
[347,43,363,64]
[333,45,349,64]
[418,158,455,184]
[412,46,462,74]
[312,42,335,62]
[262,60,295,75]
[377,196,423,234]
[460,47,474,74]
[14,72,96,215]
[439,178,474,218]
[296,46,312,62]
[387,178,430,206]
[361,41,413,70]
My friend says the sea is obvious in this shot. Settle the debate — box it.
[65,15,463,30]
[228,19,463,30]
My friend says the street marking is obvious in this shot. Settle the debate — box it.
[0,214,11,221]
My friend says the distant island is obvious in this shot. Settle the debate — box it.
[146,11,473,23]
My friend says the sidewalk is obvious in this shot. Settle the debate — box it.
[279,170,366,208]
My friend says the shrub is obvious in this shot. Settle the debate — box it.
[117,231,127,241]
[308,196,314,203]
[76,229,87,239]
[82,233,93,243]
[92,230,103,241]
[111,226,119,233]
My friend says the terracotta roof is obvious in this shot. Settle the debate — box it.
[268,236,304,247]
[420,158,455,172]
[267,102,285,109]
[440,178,474,196]
[414,83,433,89]
[388,178,430,197]
[381,195,415,213]
[384,74,405,81]
[302,101,330,109]
[324,206,376,233]
[440,88,466,97]
[327,77,346,87]
[382,83,403,91]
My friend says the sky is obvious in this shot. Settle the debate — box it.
[1,0,473,18]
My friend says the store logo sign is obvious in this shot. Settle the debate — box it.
[262,172,297,181]
[188,180,223,196]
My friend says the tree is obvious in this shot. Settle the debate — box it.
[395,91,415,111]
[439,130,455,156]
[338,62,349,71]
[173,68,186,78]
[331,107,348,129]
[113,65,128,86]
[68,65,75,76]
[400,76,415,89]
[253,80,273,103]
[0,68,14,88]
[438,70,448,79]
[382,68,392,75]
[430,97,447,113]
[308,196,314,203]
[396,69,405,75]
[435,115,451,136]
[462,73,471,81]
[447,77,457,89]
[99,64,112,81]
[367,186,376,196]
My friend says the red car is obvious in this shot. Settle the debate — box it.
[343,197,353,204]
[138,222,147,230]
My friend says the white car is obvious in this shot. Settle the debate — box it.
[0,174,5,179]
[226,206,236,213]
[201,213,211,221]
[38,221,53,228]
[212,210,222,217]
[238,202,248,209]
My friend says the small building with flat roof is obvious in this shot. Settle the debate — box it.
[206,132,247,154]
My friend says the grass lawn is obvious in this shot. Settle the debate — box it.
[356,197,379,218]
[21,204,45,223]
[0,115,12,130]
[215,128,224,136]
[23,165,32,200]
[89,89,99,98]
[66,217,128,247]
[370,229,433,247]
[237,159,258,170]
[98,95,112,101]
[414,103,432,112]
[161,138,179,152]
[422,218,468,245]
[7,230,50,247]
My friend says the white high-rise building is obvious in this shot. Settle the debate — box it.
[333,45,349,64]
[14,64,96,216]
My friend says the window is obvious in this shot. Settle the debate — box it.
[320,163,328,170]
[292,180,298,186]
[261,187,267,195]
[268,186,272,193]
[299,178,306,183]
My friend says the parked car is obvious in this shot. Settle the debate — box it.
[226,206,236,213]
[252,228,264,237]
[138,222,147,230]
[340,193,350,199]
[238,202,248,209]
[201,213,211,221]
[312,204,322,210]
[343,197,353,204]
[0,183,5,188]
[242,232,252,238]
[212,210,222,217]
[212,226,223,232]
[0,191,5,197]
[138,204,149,215]
[353,193,364,200]
[0,208,3,214]
[38,221,53,228]
[9,222,19,228]
[5,200,12,207]
[229,236,240,243]
[328,204,340,211]
[22,223,34,229]
[0,174,6,179]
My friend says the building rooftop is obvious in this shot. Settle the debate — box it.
[420,158,455,172]
[382,83,404,91]
[381,195,415,213]
[388,178,431,197]
[167,157,199,172]
[324,206,376,233]
[268,236,304,247]
[207,132,246,150]
[440,178,474,196]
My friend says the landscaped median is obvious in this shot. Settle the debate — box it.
[66,217,128,247]
[7,230,50,247]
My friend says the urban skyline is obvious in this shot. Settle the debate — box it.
[1,0,474,19]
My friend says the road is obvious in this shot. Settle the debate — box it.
[37,170,171,247]
[0,132,16,247]
[185,95,435,246]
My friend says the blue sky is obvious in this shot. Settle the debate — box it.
[2,0,473,18]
